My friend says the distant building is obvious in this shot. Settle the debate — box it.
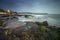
[0,9,12,16]
[0,9,17,15]
[5,10,11,15]
[0,9,6,15]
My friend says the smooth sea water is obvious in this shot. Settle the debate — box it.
[47,14,60,27]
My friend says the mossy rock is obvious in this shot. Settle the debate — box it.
[41,26,49,31]
[2,22,7,27]
[42,21,48,26]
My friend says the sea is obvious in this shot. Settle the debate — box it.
[18,14,60,27]
[47,14,60,27]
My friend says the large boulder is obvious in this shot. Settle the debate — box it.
[42,21,48,26]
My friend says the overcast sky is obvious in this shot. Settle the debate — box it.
[0,0,60,14]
